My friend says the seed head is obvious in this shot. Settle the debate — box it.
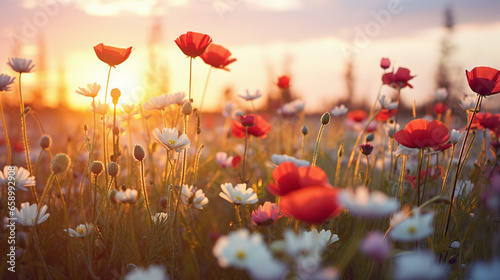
[321,112,330,125]
[107,161,120,177]
[182,102,193,115]
[51,153,71,174]
[91,161,104,175]
[39,134,52,149]
[133,144,146,161]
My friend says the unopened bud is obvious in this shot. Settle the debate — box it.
[91,161,104,175]
[338,144,344,158]
[108,161,120,177]
[366,133,375,142]
[133,144,146,161]
[113,126,120,135]
[301,125,308,135]
[83,124,88,132]
[182,102,193,115]
[51,153,71,174]
[39,134,52,149]
[110,88,121,105]
[321,112,330,125]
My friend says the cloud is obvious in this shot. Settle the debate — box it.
[74,0,169,16]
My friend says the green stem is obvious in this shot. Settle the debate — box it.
[312,124,326,167]
[140,159,153,225]
[199,66,212,113]
[241,127,249,183]
[416,149,424,206]
[441,144,456,196]
[18,74,35,197]
[443,94,482,237]
[364,155,370,187]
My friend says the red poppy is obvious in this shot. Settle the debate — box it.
[375,108,397,122]
[175,31,212,58]
[200,44,236,71]
[347,109,368,123]
[231,155,241,168]
[279,186,342,224]
[277,75,291,89]
[380,57,390,70]
[239,115,256,127]
[94,43,132,67]
[267,162,330,196]
[382,67,415,89]
[470,112,500,131]
[232,114,271,139]
[393,119,450,150]
[465,66,500,96]
[267,162,342,224]
[433,102,448,115]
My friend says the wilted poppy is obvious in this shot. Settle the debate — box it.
[393,119,449,150]
[175,31,212,58]
[277,75,291,89]
[382,67,415,89]
[93,43,132,67]
[470,112,500,131]
[465,66,500,96]
[267,162,330,196]
[232,114,271,139]
[200,44,236,71]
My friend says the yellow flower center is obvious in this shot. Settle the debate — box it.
[235,196,242,202]
[77,227,85,235]
[408,226,416,234]
[168,140,176,145]
[236,250,246,260]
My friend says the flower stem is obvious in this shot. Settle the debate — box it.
[441,144,456,196]
[18,74,34,191]
[241,127,249,182]
[188,57,193,102]
[102,117,109,189]
[443,94,483,237]
[312,123,327,167]
[300,130,306,160]
[139,159,153,225]
[104,65,112,105]
[364,155,370,187]
[174,149,188,226]
[416,149,424,206]
[235,204,243,228]
[0,98,12,165]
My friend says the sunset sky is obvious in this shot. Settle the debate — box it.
[1,0,500,112]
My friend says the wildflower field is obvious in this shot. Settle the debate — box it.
[2,31,500,280]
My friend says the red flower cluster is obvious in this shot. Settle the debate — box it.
[267,162,342,224]
[94,43,132,67]
[465,66,500,96]
[200,44,236,71]
[175,31,212,58]
[382,67,415,89]
[470,112,500,131]
[232,114,271,139]
[393,119,450,150]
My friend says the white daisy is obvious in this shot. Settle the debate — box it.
[153,127,191,153]
[339,185,399,219]
[467,259,500,280]
[215,152,236,168]
[238,89,262,101]
[393,251,448,280]
[378,95,398,109]
[271,154,310,167]
[152,212,168,225]
[459,95,477,112]
[65,223,94,237]
[8,57,35,73]
[143,94,171,111]
[449,129,464,144]
[168,92,186,106]
[14,202,49,226]
[219,183,258,205]
[0,74,15,92]
[303,228,339,247]
[76,82,101,98]
[115,188,139,204]
[181,185,209,209]
[90,99,109,115]
[435,88,448,101]
[389,208,434,242]
[125,264,169,280]
[280,99,305,115]
[331,104,348,117]
[0,166,35,191]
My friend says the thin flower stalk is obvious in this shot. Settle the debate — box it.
[364,154,370,186]
[441,144,456,196]
[443,94,482,237]
[335,144,344,186]
[300,129,306,160]
[18,74,35,196]
[102,117,109,188]
[192,145,204,183]
[139,158,153,225]
[241,127,249,182]
[421,153,432,202]
[174,149,188,225]
[398,155,407,208]
[416,148,424,206]
[312,113,330,167]
[0,98,12,165]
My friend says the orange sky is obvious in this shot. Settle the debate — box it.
[2,0,500,113]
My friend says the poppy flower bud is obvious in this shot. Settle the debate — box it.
[380,57,390,70]
[111,88,121,105]
[51,153,71,174]
[321,112,330,125]
[301,125,308,135]
[359,143,374,156]
[91,161,104,175]
[366,133,375,142]
[239,115,256,127]
[277,75,290,89]
[182,102,193,115]
[108,161,120,177]
[39,134,52,149]
[83,124,88,132]
[133,144,146,161]
[338,144,344,158]
[113,126,120,136]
